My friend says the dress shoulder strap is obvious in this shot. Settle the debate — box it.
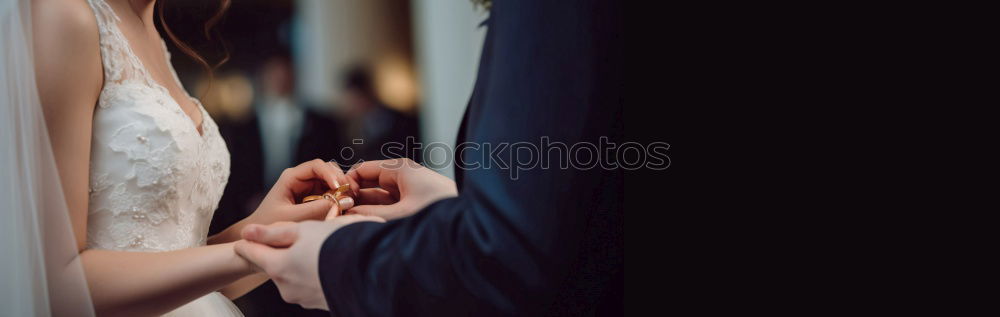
[84,0,155,88]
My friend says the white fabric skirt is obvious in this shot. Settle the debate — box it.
[162,292,243,316]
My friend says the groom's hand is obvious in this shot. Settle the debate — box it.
[344,158,457,220]
[233,216,384,310]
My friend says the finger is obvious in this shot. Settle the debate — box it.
[347,177,382,191]
[325,196,355,221]
[325,160,351,189]
[346,160,402,194]
[242,222,300,247]
[234,240,281,271]
[340,161,362,197]
[345,162,362,196]
[240,221,296,240]
[346,161,377,192]
[346,159,399,181]
[288,198,334,221]
[356,188,397,205]
[335,214,388,224]
[345,203,404,218]
[280,159,344,197]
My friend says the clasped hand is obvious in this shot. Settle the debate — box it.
[235,158,457,310]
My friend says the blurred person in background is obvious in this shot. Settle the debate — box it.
[338,64,422,163]
[212,51,342,317]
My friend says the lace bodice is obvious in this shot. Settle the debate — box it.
[84,0,230,252]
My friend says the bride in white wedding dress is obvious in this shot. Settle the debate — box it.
[28,0,355,315]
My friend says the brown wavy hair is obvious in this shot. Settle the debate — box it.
[157,0,231,95]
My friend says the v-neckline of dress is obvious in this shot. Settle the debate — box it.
[100,0,207,138]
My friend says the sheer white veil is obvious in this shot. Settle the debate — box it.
[0,0,95,315]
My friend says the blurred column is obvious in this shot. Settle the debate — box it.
[411,0,487,177]
[294,0,415,109]
[295,0,373,107]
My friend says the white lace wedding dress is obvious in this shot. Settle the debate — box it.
[84,0,240,315]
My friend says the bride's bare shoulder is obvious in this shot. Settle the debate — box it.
[32,0,99,51]
[32,0,103,104]
[32,0,99,35]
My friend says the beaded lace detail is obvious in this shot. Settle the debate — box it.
[84,0,230,252]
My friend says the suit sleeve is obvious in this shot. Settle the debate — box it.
[319,0,622,316]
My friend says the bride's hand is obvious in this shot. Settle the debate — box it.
[249,159,357,225]
[212,159,356,244]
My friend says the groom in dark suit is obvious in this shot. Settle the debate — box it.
[236,0,623,315]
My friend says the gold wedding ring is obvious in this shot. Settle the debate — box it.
[332,183,351,196]
[302,195,321,203]
[301,184,352,215]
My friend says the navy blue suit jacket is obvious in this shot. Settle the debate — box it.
[319,0,623,315]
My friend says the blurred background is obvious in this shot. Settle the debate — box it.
[157,0,487,315]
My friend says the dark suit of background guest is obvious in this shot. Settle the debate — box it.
[318,0,623,316]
